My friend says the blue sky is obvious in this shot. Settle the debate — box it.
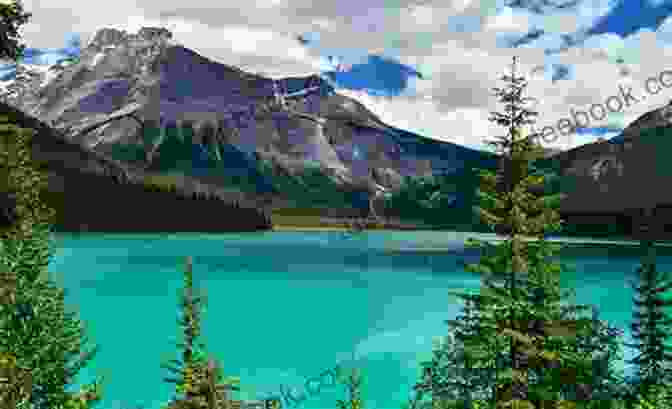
[3,0,672,154]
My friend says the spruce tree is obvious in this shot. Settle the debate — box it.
[520,240,627,407]
[463,55,561,407]
[561,305,628,405]
[0,115,103,409]
[625,208,672,399]
[415,292,502,409]
[448,56,602,409]
[161,256,240,409]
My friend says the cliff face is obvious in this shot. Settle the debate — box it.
[0,101,272,232]
[0,26,498,213]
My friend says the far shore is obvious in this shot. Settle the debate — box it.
[269,225,672,247]
[271,220,433,232]
[271,225,428,232]
[272,226,354,232]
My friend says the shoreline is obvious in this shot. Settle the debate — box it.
[271,224,430,232]
[269,226,672,246]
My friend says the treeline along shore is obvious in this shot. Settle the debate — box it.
[0,102,273,233]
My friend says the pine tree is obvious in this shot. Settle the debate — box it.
[520,240,627,406]
[161,256,240,409]
[0,115,104,409]
[560,305,628,405]
[464,55,559,407]
[625,208,672,399]
[415,293,502,409]
[448,57,602,409]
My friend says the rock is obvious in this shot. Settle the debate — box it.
[0,26,498,212]
[0,100,272,232]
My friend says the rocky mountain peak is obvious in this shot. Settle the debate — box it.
[86,26,175,52]
[0,25,501,211]
[137,27,173,41]
[88,28,128,48]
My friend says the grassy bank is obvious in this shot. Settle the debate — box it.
[269,207,433,231]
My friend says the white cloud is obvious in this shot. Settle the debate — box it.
[452,0,475,13]
[407,5,435,27]
[483,6,531,33]
[541,13,580,34]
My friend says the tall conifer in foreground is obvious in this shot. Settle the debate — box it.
[449,56,604,409]
[0,115,103,409]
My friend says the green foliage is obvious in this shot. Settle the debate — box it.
[0,115,56,237]
[148,128,199,173]
[58,373,106,409]
[624,238,672,393]
[255,156,352,208]
[336,365,364,409]
[0,350,32,408]
[415,320,500,405]
[631,383,672,409]
[426,57,618,409]
[526,244,627,402]
[161,256,240,405]
[382,173,484,229]
[0,115,103,409]
[107,143,147,164]
[162,256,209,399]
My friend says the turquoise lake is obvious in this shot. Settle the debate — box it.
[43,230,672,409]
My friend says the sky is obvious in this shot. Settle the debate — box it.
[3,0,672,153]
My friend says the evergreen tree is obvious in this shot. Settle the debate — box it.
[519,240,627,407]
[446,56,601,409]
[625,209,672,398]
[0,115,103,409]
[463,55,559,407]
[336,363,364,409]
[415,293,502,409]
[560,305,628,405]
[161,256,240,408]
[0,0,32,62]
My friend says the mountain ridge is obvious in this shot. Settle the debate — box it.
[0,26,500,215]
[0,99,273,232]
[6,25,672,238]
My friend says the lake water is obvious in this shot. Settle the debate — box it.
[44,230,672,409]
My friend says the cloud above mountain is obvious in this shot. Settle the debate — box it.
[5,0,672,152]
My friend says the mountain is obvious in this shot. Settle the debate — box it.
[0,26,499,216]
[537,101,672,239]
[14,25,669,238]
[0,100,272,232]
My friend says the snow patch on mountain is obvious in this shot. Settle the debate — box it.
[89,52,106,68]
